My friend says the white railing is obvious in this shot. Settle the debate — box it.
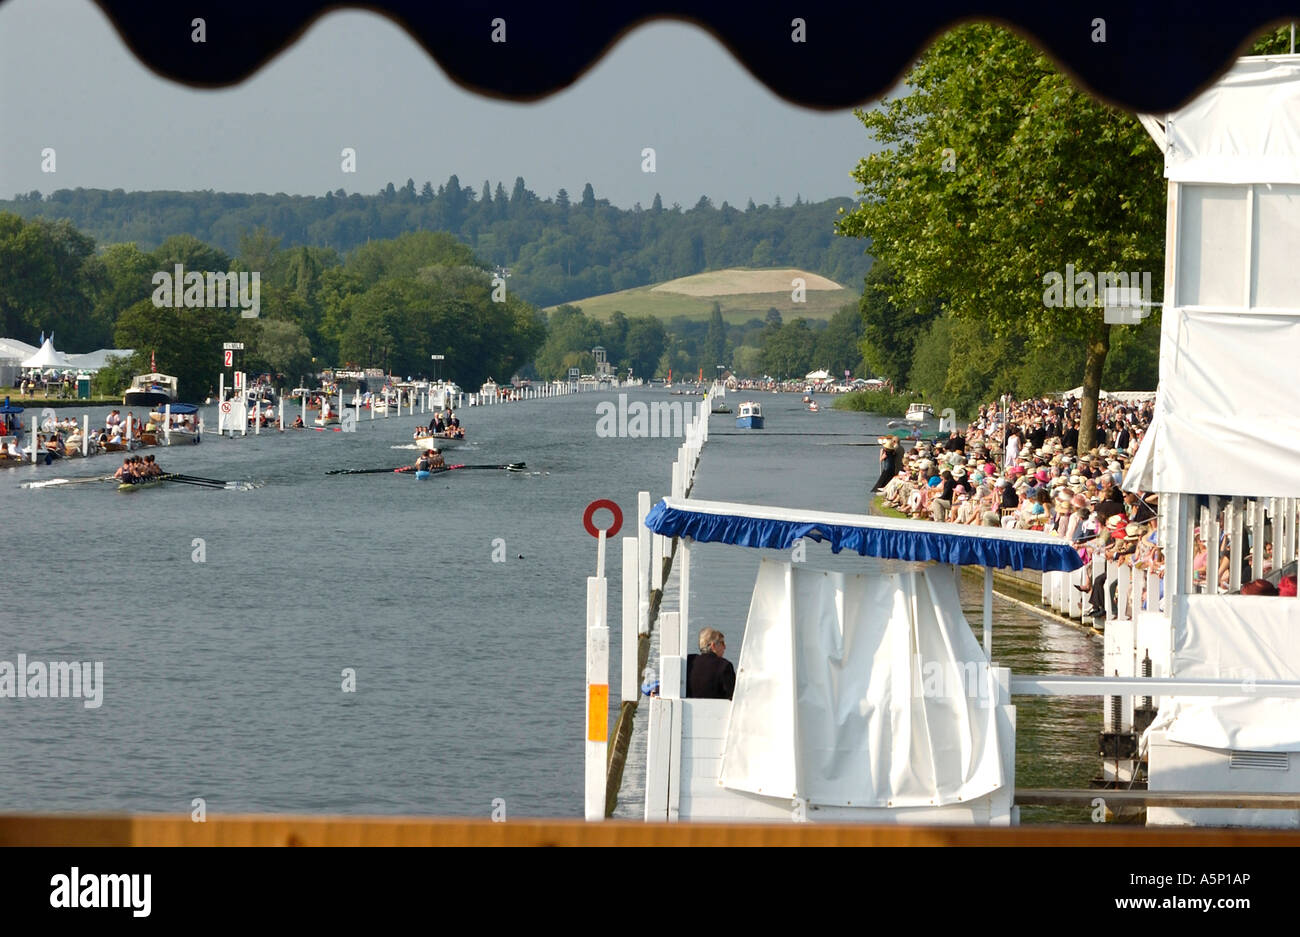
[585,398,709,821]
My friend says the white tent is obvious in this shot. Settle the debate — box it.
[1126,55,1300,498]
[64,348,133,372]
[804,369,833,381]
[20,338,71,370]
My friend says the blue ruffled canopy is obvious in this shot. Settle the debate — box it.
[644,497,1083,572]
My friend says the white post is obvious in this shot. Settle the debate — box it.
[164,403,171,445]
[622,537,638,702]
[241,392,247,436]
[30,415,37,463]
[339,387,344,429]
[637,492,651,634]
[218,373,225,435]
[679,539,691,655]
[652,528,664,590]
[254,398,260,435]
[82,414,88,456]
[278,397,284,430]
[127,412,133,449]
[301,390,306,428]
[660,611,682,698]
[585,575,609,821]
[983,567,993,657]
[355,396,360,426]
[596,529,607,580]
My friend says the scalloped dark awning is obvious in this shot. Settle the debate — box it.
[58,0,1298,113]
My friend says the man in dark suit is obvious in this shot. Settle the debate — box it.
[686,628,735,699]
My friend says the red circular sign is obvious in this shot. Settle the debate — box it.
[583,499,623,538]
[220,401,232,413]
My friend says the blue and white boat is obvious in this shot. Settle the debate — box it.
[736,401,764,429]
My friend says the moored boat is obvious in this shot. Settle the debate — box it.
[124,372,178,408]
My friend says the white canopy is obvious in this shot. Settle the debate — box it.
[64,348,133,372]
[1164,55,1300,185]
[1125,56,1300,497]
[20,338,71,369]
[0,338,38,363]
[804,369,833,381]
[718,559,1003,807]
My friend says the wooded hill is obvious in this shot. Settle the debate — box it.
[0,182,872,310]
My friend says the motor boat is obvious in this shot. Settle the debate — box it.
[736,401,764,429]
[123,372,178,407]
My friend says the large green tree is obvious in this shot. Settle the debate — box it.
[836,23,1168,448]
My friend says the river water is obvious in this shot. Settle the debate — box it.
[0,389,1100,820]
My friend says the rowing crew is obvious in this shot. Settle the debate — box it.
[413,449,445,472]
[113,455,164,482]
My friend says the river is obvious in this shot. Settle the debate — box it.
[0,388,1100,820]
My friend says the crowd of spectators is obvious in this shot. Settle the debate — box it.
[875,393,1295,616]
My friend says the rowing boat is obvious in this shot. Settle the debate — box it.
[117,478,165,493]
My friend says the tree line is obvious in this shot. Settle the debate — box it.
[1,182,871,311]
[0,213,544,400]
[836,23,1292,437]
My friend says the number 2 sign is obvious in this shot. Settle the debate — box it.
[223,349,233,367]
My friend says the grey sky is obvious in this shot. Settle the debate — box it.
[0,0,886,207]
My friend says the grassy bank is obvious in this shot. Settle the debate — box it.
[0,390,123,408]
[831,388,918,418]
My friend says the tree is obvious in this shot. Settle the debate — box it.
[254,318,313,381]
[624,316,666,378]
[555,188,570,210]
[857,260,942,387]
[651,193,663,212]
[836,23,1168,449]
[581,183,596,210]
[704,302,728,372]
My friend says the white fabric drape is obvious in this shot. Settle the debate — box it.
[1146,595,1300,752]
[718,559,1002,807]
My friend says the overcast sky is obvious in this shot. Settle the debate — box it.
[0,0,886,207]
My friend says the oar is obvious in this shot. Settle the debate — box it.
[21,474,114,489]
[326,466,405,476]
[169,473,230,485]
[402,462,527,475]
[328,462,525,476]
[158,474,227,489]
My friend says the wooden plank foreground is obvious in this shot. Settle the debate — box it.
[3,814,1300,846]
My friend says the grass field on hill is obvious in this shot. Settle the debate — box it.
[550,268,855,323]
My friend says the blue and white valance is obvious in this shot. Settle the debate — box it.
[644,497,1083,572]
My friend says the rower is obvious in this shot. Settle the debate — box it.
[428,448,445,470]
[415,451,431,472]
[292,415,304,429]
[113,457,131,480]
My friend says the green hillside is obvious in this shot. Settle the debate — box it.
[553,268,853,323]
